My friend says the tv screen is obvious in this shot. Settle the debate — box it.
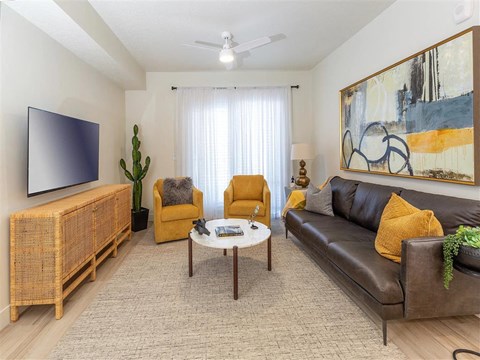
[28,107,99,197]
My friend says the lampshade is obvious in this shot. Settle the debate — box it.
[291,143,314,160]
[219,49,235,63]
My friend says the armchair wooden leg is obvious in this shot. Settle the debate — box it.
[268,236,272,271]
[382,320,387,346]
[233,246,238,300]
[188,235,193,277]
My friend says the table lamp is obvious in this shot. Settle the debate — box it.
[291,143,314,188]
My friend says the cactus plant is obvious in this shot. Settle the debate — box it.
[120,124,151,213]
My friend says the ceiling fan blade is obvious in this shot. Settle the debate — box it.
[194,40,223,49]
[232,36,271,54]
[183,43,219,52]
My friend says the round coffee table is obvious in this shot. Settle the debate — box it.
[188,218,271,300]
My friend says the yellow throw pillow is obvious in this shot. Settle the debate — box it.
[375,193,444,263]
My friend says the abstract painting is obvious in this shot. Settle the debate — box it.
[340,27,479,185]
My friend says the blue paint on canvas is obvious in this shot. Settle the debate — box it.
[404,92,473,133]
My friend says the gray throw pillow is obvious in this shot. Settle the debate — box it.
[162,177,193,206]
[304,182,334,216]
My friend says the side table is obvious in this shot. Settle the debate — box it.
[452,261,480,359]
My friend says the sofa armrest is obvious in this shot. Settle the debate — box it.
[153,185,163,218]
[263,181,271,205]
[224,181,234,204]
[192,186,204,218]
[401,237,480,319]
[224,181,234,218]
[263,180,271,218]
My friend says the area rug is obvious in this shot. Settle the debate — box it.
[48,221,406,359]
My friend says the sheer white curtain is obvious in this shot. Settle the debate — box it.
[176,86,291,219]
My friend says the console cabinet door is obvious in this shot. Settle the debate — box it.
[116,188,131,232]
[63,204,95,277]
[94,194,116,252]
[11,216,57,302]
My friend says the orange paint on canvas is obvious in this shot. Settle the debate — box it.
[406,128,473,153]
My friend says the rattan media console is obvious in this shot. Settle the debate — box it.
[10,184,131,321]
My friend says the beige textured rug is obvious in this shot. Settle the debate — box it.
[49,221,406,359]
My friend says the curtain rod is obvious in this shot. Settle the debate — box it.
[171,85,299,90]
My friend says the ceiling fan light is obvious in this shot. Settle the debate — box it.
[219,49,234,63]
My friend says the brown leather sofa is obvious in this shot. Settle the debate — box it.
[285,176,480,345]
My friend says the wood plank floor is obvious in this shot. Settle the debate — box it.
[0,221,479,359]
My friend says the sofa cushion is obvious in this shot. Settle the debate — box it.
[330,177,359,219]
[161,204,199,222]
[400,189,480,235]
[232,175,264,201]
[162,177,193,206]
[285,209,322,234]
[349,182,402,232]
[328,241,404,304]
[300,216,375,253]
[229,200,265,216]
[304,183,334,216]
[375,194,444,263]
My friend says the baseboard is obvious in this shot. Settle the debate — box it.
[0,304,10,331]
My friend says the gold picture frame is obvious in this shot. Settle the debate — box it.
[340,27,479,185]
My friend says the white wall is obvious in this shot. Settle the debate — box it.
[126,71,313,214]
[311,0,480,200]
[0,6,126,330]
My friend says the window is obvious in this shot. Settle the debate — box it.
[176,87,291,219]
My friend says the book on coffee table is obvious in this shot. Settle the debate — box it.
[215,225,244,237]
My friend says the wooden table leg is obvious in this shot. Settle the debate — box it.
[55,301,64,320]
[223,249,227,256]
[233,245,238,300]
[90,258,96,281]
[10,305,19,322]
[268,235,272,271]
[188,235,193,277]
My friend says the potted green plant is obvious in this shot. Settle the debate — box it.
[443,225,480,289]
[120,124,151,232]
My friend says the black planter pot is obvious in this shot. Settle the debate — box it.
[454,245,480,275]
[131,207,149,232]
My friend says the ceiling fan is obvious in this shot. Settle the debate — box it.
[185,31,273,69]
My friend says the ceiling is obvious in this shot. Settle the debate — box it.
[88,0,395,72]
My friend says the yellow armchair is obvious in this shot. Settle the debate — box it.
[153,178,204,243]
[224,175,271,228]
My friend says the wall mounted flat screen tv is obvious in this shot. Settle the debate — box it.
[28,107,99,197]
